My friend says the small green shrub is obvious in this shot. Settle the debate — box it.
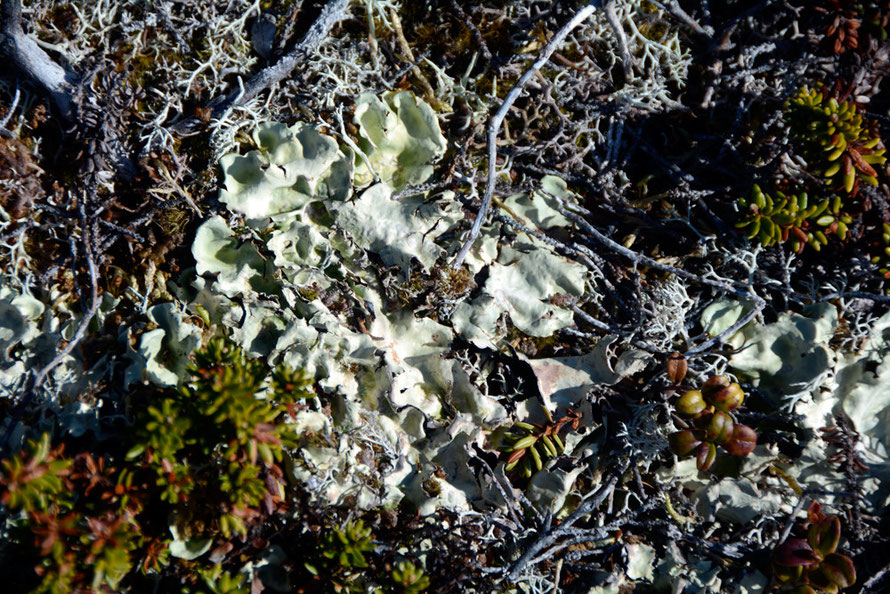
[0,435,141,592]
[497,409,581,479]
[390,560,430,594]
[126,336,313,538]
[736,185,851,252]
[772,501,856,593]
[787,87,885,194]
[305,519,377,592]
[0,334,314,591]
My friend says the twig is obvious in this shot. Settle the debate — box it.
[648,0,710,37]
[778,494,810,546]
[604,1,633,81]
[684,299,764,356]
[453,1,604,267]
[862,562,890,593]
[818,291,890,304]
[156,1,189,55]
[0,0,77,120]
[32,199,101,391]
[506,459,627,581]
[0,81,20,134]
[552,196,762,304]
[1,196,102,454]
[389,7,439,106]
[172,0,351,133]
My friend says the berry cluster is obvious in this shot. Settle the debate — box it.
[669,376,757,472]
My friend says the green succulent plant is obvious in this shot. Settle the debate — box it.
[0,435,144,593]
[669,375,757,472]
[321,519,375,570]
[787,86,885,194]
[870,222,890,278]
[304,519,378,593]
[498,409,581,479]
[0,346,305,592]
[772,501,856,593]
[190,564,249,594]
[0,433,71,513]
[390,560,429,594]
[736,185,852,252]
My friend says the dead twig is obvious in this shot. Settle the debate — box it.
[1,193,102,454]
[0,0,78,120]
[0,81,20,136]
[552,195,763,302]
[604,1,633,81]
[862,562,890,593]
[683,299,764,356]
[506,459,627,581]
[171,0,352,134]
[31,199,101,392]
[453,1,604,267]
[648,0,710,37]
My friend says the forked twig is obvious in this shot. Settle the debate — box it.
[453,1,604,267]
[1,195,101,454]
[506,459,627,581]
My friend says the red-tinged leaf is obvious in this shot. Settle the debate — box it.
[808,515,841,556]
[676,390,707,417]
[263,491,275,515]
[818,553,856,588]
[705,411,734,445]
[808,501,825,525]
[710,383,745,412]
[506,448,526,465]
[725,424,757,456]
[849,148,877,177]
[669,430,703,457]
[209,541,234,564]
[773,562,804,584]
[667,352,688,384]
[701,375,730,399]
[807,571,840,594]
[773,538,820,567]
[696,442,716,472]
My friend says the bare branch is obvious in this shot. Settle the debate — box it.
[0,81,19,136]
[506,461,626,581]
[172,0,352,134]
[0,0,77,120]
[453,1,604,267]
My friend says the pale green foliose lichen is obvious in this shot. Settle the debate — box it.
[702,300,890,510]
[352,91,447,189]
[180,92,599,516]
[129,303,202,387]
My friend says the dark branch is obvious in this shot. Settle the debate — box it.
[0,0,78,120]
[171,0,352,134]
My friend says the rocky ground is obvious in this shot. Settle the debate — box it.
[1,1,890,592]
